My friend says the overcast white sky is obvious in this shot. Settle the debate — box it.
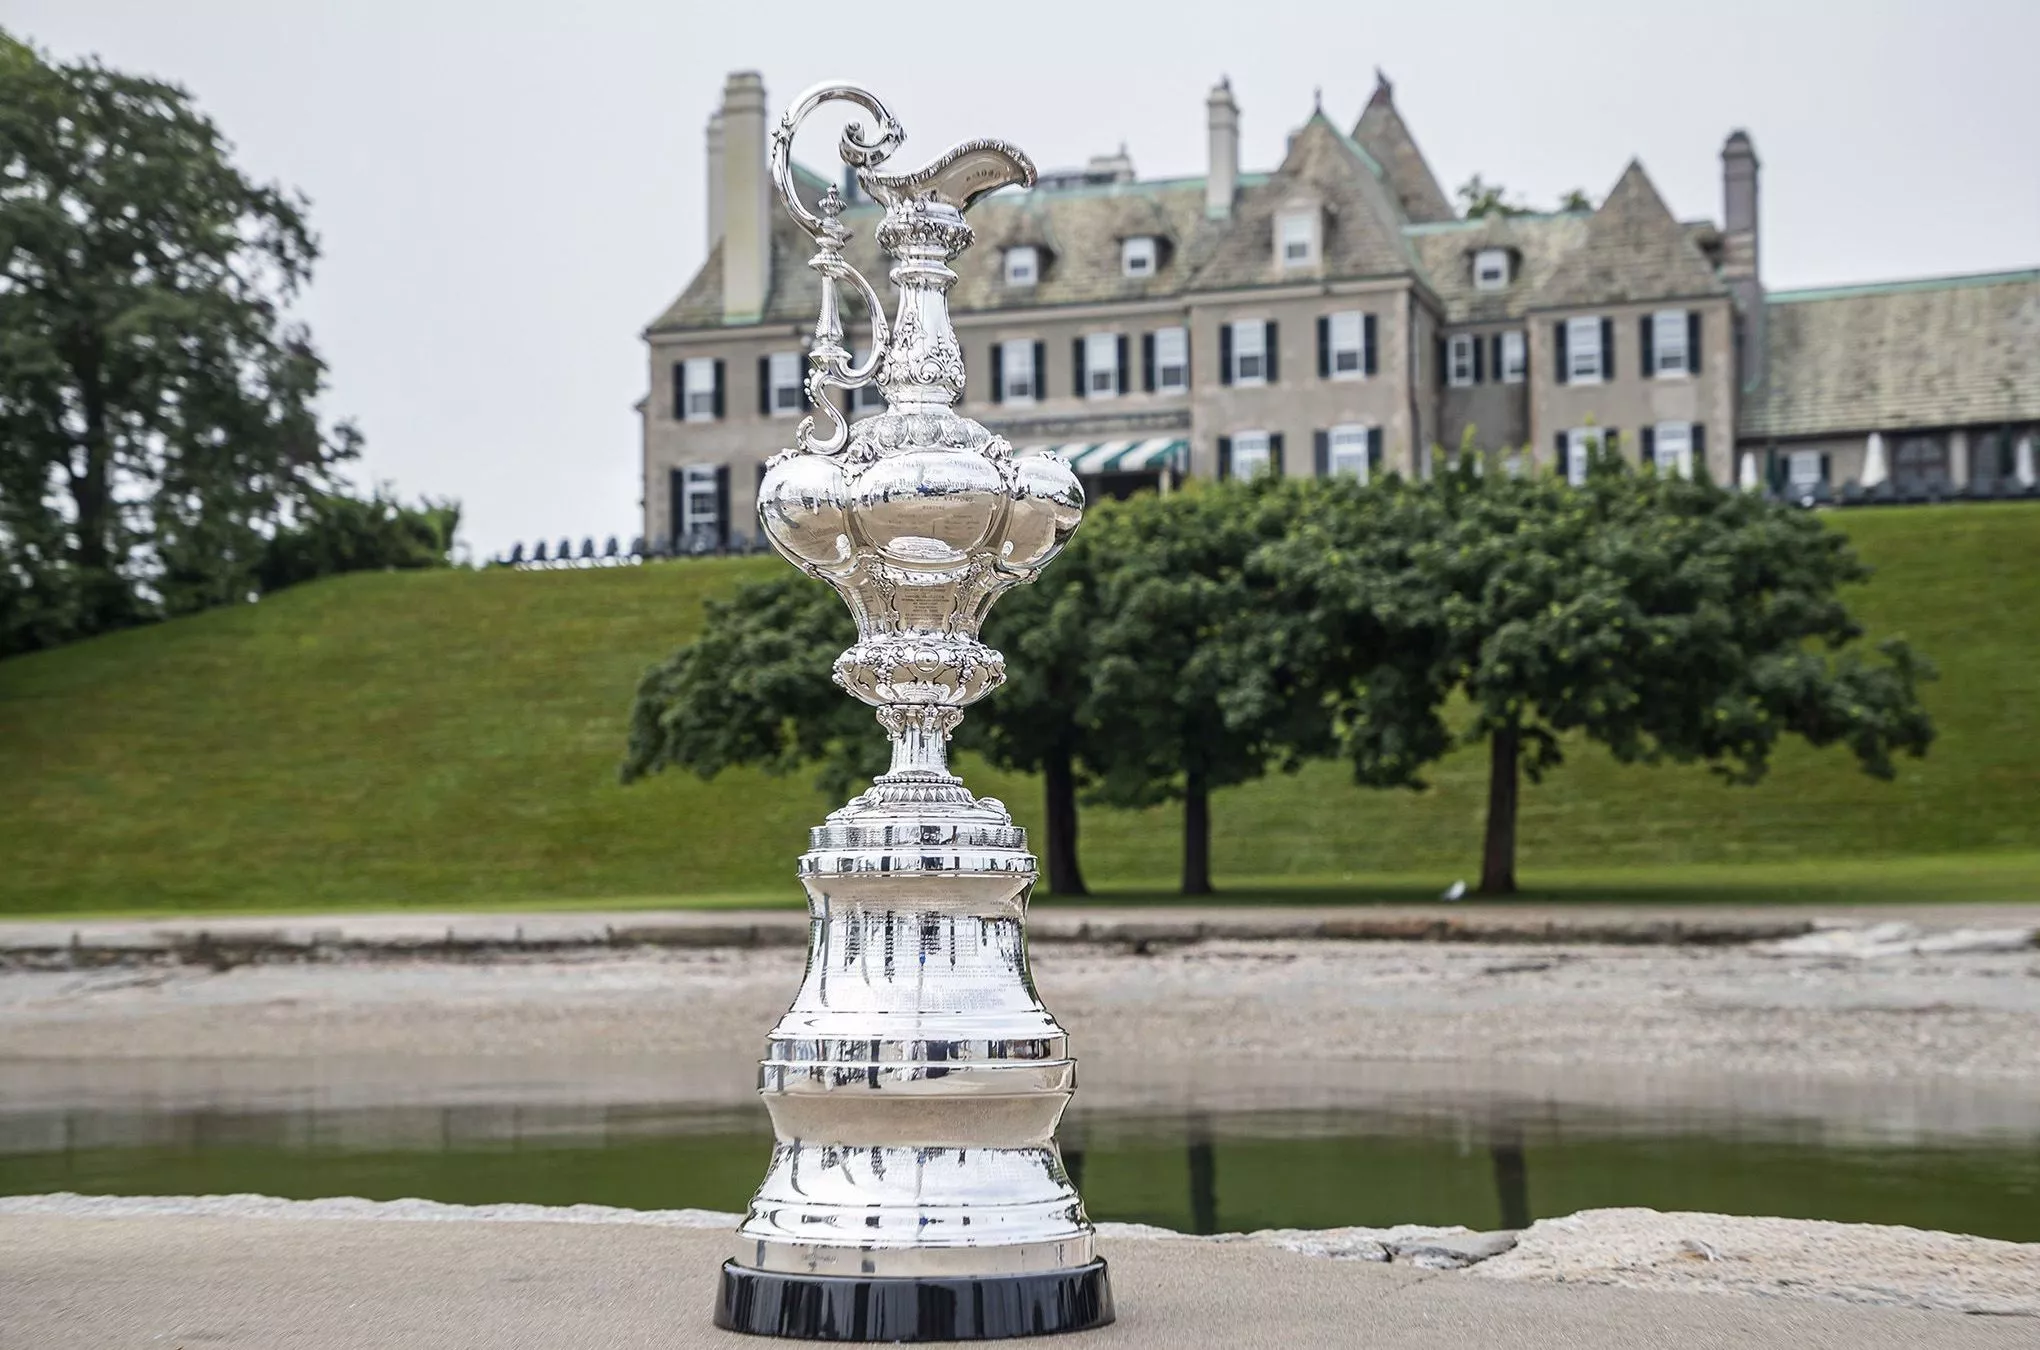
[13,1,2039,556]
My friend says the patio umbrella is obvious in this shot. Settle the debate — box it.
[1861,431,1888,488]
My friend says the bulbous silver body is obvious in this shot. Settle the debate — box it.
[717,82,1109,1338]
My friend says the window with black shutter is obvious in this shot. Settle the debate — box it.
[1317,316,1331,379]
[1688,311,1702,374]
[1472,336,1485,384]
[1264,321,1279,383]
[1640,314,1655,379]
[990,343,1004,403]
[1072,338,1086,398]
[1314,429,1330,477]
[712,359,726,418]
[1033,341,1047,398]
[1220,324,1233,385]
[1269,432,1285,477]
[1641,425,1656,465]
[1599,318,1614,381]
[672,362,687,420]
[1142,332,1155,392]
[1554,322,1569,384]
[1367,426,1383,473]
[713,465,731,551]
[757,356,771,416]
[1363,314,1378,375]
[1217,436,1233,480]
[1117,335,1130,395]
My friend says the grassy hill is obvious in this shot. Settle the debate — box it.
[4,504,2038,916]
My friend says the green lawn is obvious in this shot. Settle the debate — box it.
[3,504,2037,916]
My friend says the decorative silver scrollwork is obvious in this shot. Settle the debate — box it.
[770,82,905,454]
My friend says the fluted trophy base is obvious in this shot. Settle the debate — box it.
[714,1261,1115,1342]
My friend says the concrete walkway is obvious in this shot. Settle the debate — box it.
[2,1197,2033,1348]
[4,901,2037,967]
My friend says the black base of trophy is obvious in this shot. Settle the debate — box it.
[714,1259,1114,1341]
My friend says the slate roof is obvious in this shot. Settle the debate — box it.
[1181,113,1420,290]
[1405,212,1591,324]
[646,110,1421,335]
[1531,161,1726,309]
[1741,270,2040,439]
[1351,73,1456,225]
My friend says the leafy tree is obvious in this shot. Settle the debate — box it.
[960,534,1100,896]
[1397,452,1935,895]
[255,489,459,595]
[1247,474,1456,796]
[1456,174,1529,219]
[0,32,357,656]
[1080,483,1305,895]
[1458,175,1594,219]
[621,545,1108,898]
[620,575,873,800]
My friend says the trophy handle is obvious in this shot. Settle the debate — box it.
[771,82,904,454]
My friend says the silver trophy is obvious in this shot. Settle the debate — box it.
[715,83,1111,1340]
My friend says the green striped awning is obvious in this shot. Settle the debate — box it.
[1022,438,1186,475]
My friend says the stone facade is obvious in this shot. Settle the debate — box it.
[638,72,2038,550]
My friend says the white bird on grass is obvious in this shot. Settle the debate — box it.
[1441,880,1468,901]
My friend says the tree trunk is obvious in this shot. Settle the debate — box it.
[1479,724,1520,896]
[1182,765,1213,896]
[1041,745,1088,898]
[68,354,132,634]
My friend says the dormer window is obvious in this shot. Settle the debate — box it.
[1122,236,1157,277]
[1279,212,1316,268]
[1005,246,1039,287]
[1474,248,1510,291]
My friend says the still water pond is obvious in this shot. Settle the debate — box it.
[6,1095,2037,1242]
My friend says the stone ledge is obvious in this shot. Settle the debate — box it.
[4,1193,2032,1319]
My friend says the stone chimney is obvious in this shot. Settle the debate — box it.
[1206,78,1239,219]
[704,108,725,251]
[720,71,771,325]
[1721,129,1763,389]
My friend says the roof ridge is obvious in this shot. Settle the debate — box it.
[1768,267,2040,303]
[1402,209,1586,235]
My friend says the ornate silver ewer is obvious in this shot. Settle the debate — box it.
[714,83,1110,1340]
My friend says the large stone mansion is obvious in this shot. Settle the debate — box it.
[638,71,2038,551]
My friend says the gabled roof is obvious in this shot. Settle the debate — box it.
[646,103,1429,335]
[1531,161,1725,309]
[1351,72,1456,224]
[1741,270,2040,439]
[1404,212,1592,323]
[1184,112,1419,290]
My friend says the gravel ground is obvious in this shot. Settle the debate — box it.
[3,940,2038,1086]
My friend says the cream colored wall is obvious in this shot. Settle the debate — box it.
[1187,285,1416,478]
[642,325,809,546]
[643,280,1455,544]
[1526,297,1737,479]
[1437,322,1532,456]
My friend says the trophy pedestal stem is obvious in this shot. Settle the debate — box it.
[714,1261,1114,1342]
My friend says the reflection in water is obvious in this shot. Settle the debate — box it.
[3,1092,2038,1242]
[1186,1114,1217,1236]
[1491,1129,1531,1232]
